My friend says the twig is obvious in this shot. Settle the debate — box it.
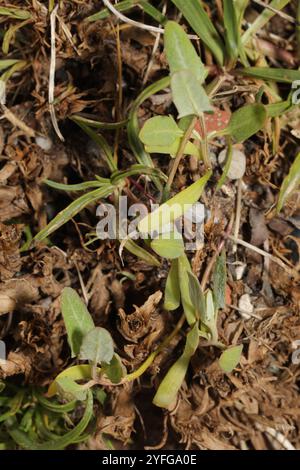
[49,5,65,142]
[1,105,35,138]
[233,179,242,254]
[251,0,298,25]
[102,0,198,39]
[228,235,297,275]
[142,1,167,85]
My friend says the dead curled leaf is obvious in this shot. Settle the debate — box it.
[0,351,32,379]
[0,278,39,315]
[0,222,22,281]
[96,387,135,444]
[118,291,162,342]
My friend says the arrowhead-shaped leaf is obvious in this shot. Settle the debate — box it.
[80,327,114,365]
[61,288,94,358]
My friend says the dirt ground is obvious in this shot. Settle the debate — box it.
[0,0,299,450]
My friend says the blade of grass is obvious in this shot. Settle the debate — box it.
[0,7,31,20]
[139,1,167,24]
[71,114,127,130]
[223,0,248,66]
[44,180,107,192]
[0,59,21,72]
[128,76,170,190]
[72,120,117,173]
[34,185,115,243]
[234,0,250,27]
[236,67,300,84]
[242,0,291,45]
[86,0,138,22]
[111,164,167,185]
[123,239,161,267]
[277,152,300,212]
[170,0,225,66]
[8,391,93,450]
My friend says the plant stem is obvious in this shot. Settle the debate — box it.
[163,116,198,200]
[201,213,234,290]
[198,113,210,168]
[125,313,186,382]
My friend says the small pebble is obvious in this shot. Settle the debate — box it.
[238,293,254,320]
[235,263,247,280]
[218,147,246,180]
[35,135,52,151]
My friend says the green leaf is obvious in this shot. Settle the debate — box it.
[222,103,267,142]
[111,164,167,184]
[164,21,207,82]
[178,254,196,325]
[213,250,227,310]
[145,140,200,158]
[35,392,77,414]
[86,0,137,22]
[56,377,88,402]
[138,171,211,234]
[101,354,124,384]
[61,288,95,358]
[223,0,246,63]
[187,271,206,321]
[123,239,161,267]
[204,290,219,343]
[170,0,225,66]
[80,327,114,365]
[2,19,31,55]
[44,179,105,192]
[8,391,94,450]
[70,114,127,130]
[0,7,31,19]
[277,152,300,212]
[139,116,183,146]
[73,121,117,172]
[151,231,185,259]
[128,76,171,190]
[47,365,99,398]
[86,0,167,24]
[164,259,181,311]
[171,70,213,118]
[237,67,300,84]
[34,184,115,242]
[0,59,21,72]
[266,99,293,118]
[139,0,167,24]
[153,323,199,409]
[234,0,250,27]
[219,345,243,373]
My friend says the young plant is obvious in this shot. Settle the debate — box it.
[48,287,125,401]
[154,251,243,409]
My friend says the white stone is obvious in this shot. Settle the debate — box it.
[35,135,52,151]
[218,147,246,180]
[235,263,247,280]
[238,293,254,320]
